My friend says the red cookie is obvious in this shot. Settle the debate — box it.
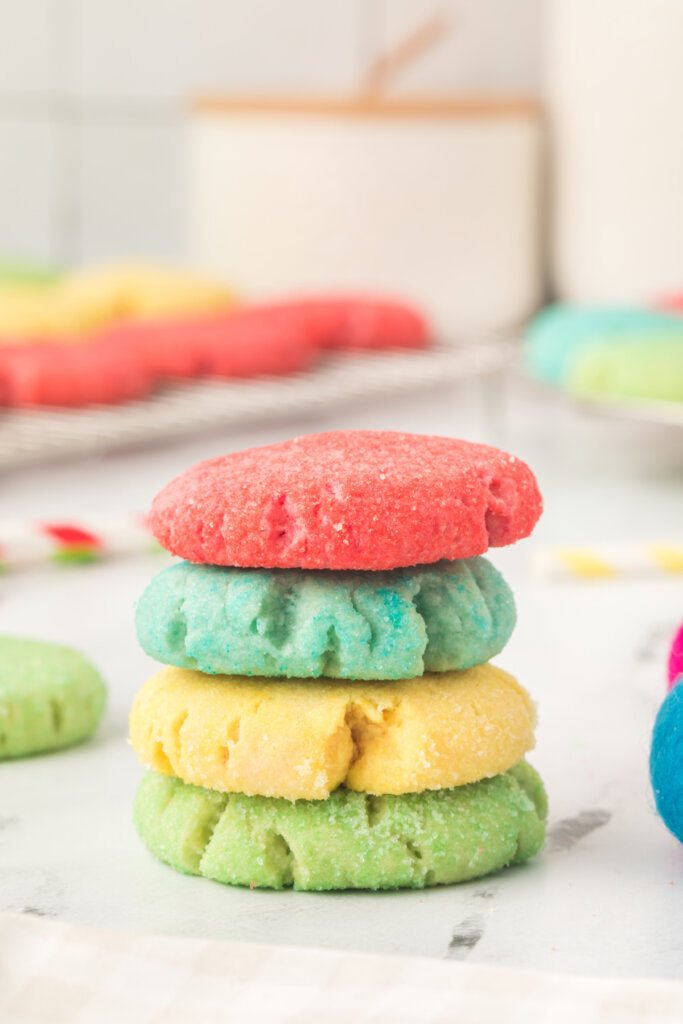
[0,296,430,407]
[259,296,431,351]
[0,308,320,407]
[99,308,322,382]
[98,320,202,379]
[150,431,542,570]
[194,306,322,378]
[104,296,429,381]
[0,336,152,407]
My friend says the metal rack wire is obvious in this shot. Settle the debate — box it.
[0,343,510,470]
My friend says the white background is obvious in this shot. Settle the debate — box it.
[0,0,541,267]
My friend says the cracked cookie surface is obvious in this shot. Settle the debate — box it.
[133,762,547,890]
[129,663,536,800]
[135,556,516,679]
[0,635,106,759]
[150,431,543,570]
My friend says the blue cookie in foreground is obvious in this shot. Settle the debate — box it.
[134,762,547,891]
[135,556,515,679]
[650,684,683,843]
[0,635,106,758]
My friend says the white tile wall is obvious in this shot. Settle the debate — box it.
[0,0,60,95]
[0,117,62,262]
[0,0,541,268]
[76,0,363,100]
[78,120,186,263]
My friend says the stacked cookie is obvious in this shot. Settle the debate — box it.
[130,431,547,891]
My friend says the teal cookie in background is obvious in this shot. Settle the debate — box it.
[0,636,106,759]
[133,762,547,891]
[524,305,683,385]
[135,556,516,679]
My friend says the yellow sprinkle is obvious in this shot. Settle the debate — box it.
[555,549,616,578]
[646,544,683,574]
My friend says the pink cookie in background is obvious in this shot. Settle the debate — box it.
[150,430,543,571]
[121,296,430,379]
[0,295,431,408]
[0,336,152,407]
[99,319,202,379]
[656,295,683,314]
[263,297,431,351]
[195,305,322,378]
[325,297,430,351]
[668,622,683,689]
[100,305,322,382]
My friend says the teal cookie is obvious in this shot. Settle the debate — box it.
[0,636,106,759]
[135,556,515,679]
[524,305,683,385]
[134,762,547,891]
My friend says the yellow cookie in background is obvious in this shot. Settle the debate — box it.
[0,263,236,343]
[54,263,236,330]
[129,664,536,801]
[0,287,75,340]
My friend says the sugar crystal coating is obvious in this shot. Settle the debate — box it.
[133,762,547,890]
[135,556,516,679]
[150,431,543,570]
[129,663,536,801]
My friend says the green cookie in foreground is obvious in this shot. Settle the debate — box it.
[134,763,547,891]
[0,636,106,759]
[135,556,516,679]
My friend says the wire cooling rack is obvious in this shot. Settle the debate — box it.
[0,342,510,470]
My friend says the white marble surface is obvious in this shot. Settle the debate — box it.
[2,374,682,978]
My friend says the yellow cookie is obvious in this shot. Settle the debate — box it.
[0,263,235,342]
[0,287,75,340]
[129,664,536,801]
[55,263,235,330]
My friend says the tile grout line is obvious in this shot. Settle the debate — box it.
[40,0,182,265]
[0,97,183,120]
[50,0,79,265]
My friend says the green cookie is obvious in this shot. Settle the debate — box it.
[523,304,683,385]
[568,334,683,403]
[133,763,547,891]
[0,263,60,287]
[0,636,106,759]
[135,556,516,679]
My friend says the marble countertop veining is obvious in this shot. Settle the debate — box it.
[1,374,682,978]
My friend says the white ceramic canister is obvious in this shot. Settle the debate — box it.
[548,0,683,303]
[188,95,541,338]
